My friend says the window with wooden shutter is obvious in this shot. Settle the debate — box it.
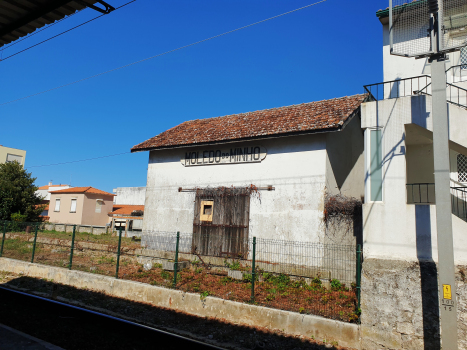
[70,199,77,213]
[54,199,61,212]
[192,187,250,258]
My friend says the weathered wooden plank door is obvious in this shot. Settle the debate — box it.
[192,187,250,258]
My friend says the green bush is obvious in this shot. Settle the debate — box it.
[330,279,342,290]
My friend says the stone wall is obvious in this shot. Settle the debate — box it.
[361,258,467,349]
[43,223,107,235]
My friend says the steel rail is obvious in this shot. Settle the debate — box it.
[0,286,225,350]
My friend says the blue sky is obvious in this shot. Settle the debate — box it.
[0,0,388,192]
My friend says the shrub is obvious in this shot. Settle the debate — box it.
[330,279,342,290]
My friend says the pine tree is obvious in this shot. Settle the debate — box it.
[0,161,44,222]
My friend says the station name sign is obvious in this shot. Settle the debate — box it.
[181,146,267,167]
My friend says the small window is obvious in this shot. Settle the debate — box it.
[54,199,61,212]
[200,200,214,222]
[461,46,467,70]
[458,154,467,182]
[370,130,383,201]
[6,154,22,164]
[70,199,77,213]
[95,200,103,213]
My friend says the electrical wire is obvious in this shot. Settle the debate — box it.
[27,152,131,168]
[0,0,137,62]
[1,0,327,107]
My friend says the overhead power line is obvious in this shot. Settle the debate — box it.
[1,0,327,107]
[0,0,137,62]
[27,152,131,168]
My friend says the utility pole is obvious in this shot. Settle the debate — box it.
[389,0,460,348]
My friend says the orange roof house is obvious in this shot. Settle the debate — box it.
[48,186,115,226]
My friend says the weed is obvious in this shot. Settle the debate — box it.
[339,293,348,299]
[161,271,170,280]
[331,341,338,346]
[220,276,232,285]
[153,263,162,268]
[195,268,203,274]
[265,294,275,301]
[311,276,322,286]
[200,291,210,300]
[330,279,342,290]
[97,256,115,264]
[299,307,305,314]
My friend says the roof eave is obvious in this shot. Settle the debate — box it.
[131,125,344,153]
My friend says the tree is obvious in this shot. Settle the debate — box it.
[0,161,44,222]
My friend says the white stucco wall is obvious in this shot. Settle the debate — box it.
[143,135,331,243]
[361,95,467,264]
[113,187,146,205]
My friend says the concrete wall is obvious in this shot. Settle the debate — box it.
[48,193,85,225]
[361,258,467,350]
[81,193,114,227]
[113,187,146,205]
[0,145,26,166]
[325,113,365,199]
[43,223,107,234]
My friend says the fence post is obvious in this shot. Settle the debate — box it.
[115,228,123,279]
[69,225,76,270]
[0,221,6,257]
[251,236,256,303]
[356,244,362,311]
[173,231,180,288]
[31,224,39,263]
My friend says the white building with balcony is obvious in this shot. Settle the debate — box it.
[360,4,467,350]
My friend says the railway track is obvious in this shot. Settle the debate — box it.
[0,286,225,350]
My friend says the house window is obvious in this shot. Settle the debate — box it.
[458,154,467,182]
[370,130,383,201]
[54,199,61,212]
[70,198,77,213]
[6,154,22,164]
[461,46,467,70]
[95,199,103,213]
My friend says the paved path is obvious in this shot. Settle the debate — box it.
[0,323,63,350]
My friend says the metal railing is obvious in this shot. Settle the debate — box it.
[451,187,467,222]
[0,221,362,323]
[364,74,467,108]
[406,183,436,204]
[446,64,467,83]
[364,75,431,101]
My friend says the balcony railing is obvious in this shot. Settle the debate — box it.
[406,183,435,204]
[364,76,431,101]
[364,74,467,108]
[451,186,467,222]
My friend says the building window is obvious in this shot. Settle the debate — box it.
[200,200,214,222]
[70,198,77,213]
[461,46,467,70]
[95,200,103,213]
[370,130,383,201]
[458,154,467,182]
[54,199,61,212]
[6,154,22,164]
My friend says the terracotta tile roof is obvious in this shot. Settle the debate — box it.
[131,94,368,152]
[110,205,144,216]
[50,187,115,196]
[38,184,69,190]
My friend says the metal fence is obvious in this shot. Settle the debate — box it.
[0,221,362,323]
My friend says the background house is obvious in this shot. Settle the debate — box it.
[0,145,26,166]
[36,182,71,219]
[131,94,368,252]
[108,204,144,236]
[48,187,114,226]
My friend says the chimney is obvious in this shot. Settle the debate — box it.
[48,181,53,186]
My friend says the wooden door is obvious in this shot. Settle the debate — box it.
[192,187,250,258]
